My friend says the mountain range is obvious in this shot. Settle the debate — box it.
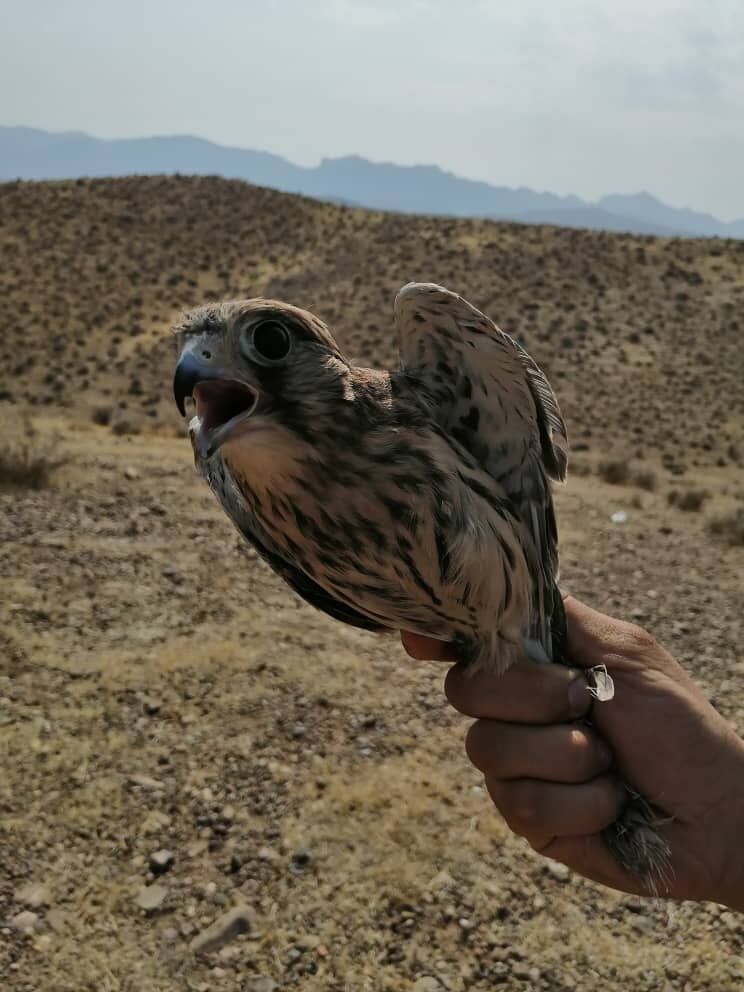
[2,125,742,239]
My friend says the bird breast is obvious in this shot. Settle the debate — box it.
[221,423,532,653]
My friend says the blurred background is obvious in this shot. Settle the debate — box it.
[1,3,743,991]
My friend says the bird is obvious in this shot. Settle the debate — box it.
[172,281,670,890]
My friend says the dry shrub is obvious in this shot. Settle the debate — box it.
[0,440,66,490]
[598,459,630,485]
[92,405,112,426]
[669,489,709,512]
[708,507,744,546]
[633,469,657,491]
[569,458,593,477]
[111,417,141,437]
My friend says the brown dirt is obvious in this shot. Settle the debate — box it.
[1,177,743,991]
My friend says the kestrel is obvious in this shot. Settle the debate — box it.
[173,282,670,890]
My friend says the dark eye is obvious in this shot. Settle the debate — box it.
[251,320,291,362]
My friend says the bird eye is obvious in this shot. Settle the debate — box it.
[251,320,291,362]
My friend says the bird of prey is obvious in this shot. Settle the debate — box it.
[173,281,669,890]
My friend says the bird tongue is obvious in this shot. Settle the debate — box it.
[194,380,258,431]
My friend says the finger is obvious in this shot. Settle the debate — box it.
[465,720,613,784]
[535,834,642,897]
[485,773,626,840]
[400,631,457,662]
[445,660,593,723]
[564,595,661,667]
[563,595,621,668]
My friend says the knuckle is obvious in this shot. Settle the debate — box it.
[623,622,657,654]
[444,666,471,713]
[465,721,498,772]
[505,781,543,832]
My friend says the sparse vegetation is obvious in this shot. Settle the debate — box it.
[709,506,744,546]
[0,438,65,490]
[598,458,630,485]
[669,488,709,512]
[633,468,657,491]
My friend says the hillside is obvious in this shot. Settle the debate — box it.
[4,126,744,238]
[1,177,743,992]
[1,174,743,473]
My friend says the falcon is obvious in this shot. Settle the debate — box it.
[172,281,669,889]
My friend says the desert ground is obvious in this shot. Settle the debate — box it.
[1,176,743,991]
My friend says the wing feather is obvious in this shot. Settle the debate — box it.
[395,282,568,661]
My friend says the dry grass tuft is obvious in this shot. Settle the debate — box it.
[633,469,658,491]
[598,459,630,485]
[669,488,709,512]
[0,438,66,490]
[708,506,744,546]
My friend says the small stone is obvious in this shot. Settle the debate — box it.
[46,910,67,934]
[10,911,40,934]
[291,723,306,739]
[632,914,654,934]
[721,911,740,932]
[149,849,175,875]
[34,934,53,952]
[512,964,533,980]
[189,904,255,955]
[545,861,570,882]
[412,979,442,992]
[143,697,162,716]
[162,927,179,944]
[135,884,168,912]
[257,846,279,862]
[246,979,277,992]
[123,466,139,480]
[14,882,51,909]
[296,934,320,950]
[291,847,310,867]
[129,773,166,791]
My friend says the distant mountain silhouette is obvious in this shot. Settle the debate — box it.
[2,126,742,239]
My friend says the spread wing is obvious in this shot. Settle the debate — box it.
[394,282,568,662]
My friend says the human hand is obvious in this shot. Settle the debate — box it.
[401,596,744,909]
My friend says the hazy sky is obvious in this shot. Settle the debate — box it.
[2,0,743,219]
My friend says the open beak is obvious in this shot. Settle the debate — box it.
[173,352,259,460]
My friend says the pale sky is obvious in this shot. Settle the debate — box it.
[2,0,743,220]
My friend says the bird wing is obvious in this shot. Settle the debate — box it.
[394,281,568,661]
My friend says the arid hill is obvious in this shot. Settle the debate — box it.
[1,175,742,474]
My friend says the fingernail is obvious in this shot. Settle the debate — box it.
[568,675,591,718]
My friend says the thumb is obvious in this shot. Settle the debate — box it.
[562,595,622,670]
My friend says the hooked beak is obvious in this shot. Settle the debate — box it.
[173,351,260,460]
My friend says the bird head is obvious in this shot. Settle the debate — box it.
[173,299,348,464]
